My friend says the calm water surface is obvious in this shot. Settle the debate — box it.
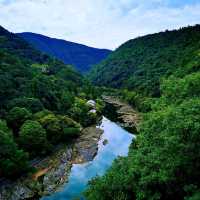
[42,117,134,200]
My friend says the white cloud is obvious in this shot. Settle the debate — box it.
[0,0,200,49]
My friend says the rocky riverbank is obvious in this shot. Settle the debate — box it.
[73,126,103,164]
[0,124,103,200]
[102,95,141,133]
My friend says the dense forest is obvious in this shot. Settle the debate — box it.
[89,25,200,97]
[85,25,200,200]
[0,26,103,178]
[17,32,111,73]
[1,23,200,200]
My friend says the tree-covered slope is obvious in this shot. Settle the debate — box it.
[89,25,200,96]
[85,25,200,200]
[0,25,103,179]
[86,71,200,200]
[0,25,83,114]
[17,32,111,73]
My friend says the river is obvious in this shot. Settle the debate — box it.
[41,117,135,200]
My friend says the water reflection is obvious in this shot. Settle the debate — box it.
[42,117,134,200]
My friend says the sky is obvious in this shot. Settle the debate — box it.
[0,0,200,50]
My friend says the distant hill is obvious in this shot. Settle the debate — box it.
[17,32,111,73]
[89,25,200,96]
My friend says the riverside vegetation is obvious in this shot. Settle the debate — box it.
[85,25,200,200]
[0,25,104,180]
[0,24,200,200]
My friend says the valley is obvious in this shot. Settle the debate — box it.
[0,23,200,200]
[0,95,137,200]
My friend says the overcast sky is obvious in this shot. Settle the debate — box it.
[0,0,200,49]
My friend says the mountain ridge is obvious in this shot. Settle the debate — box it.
[89,24,200,96]
[17,32,112,73]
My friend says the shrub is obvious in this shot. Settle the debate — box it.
[8,97,44,113]
[0,120,29,178]
[60,91,74,112]
[33,109,52,120]
[19,120,48,156]
[69,98,90,126]
[37,113,62,143]
[161,72,200,103]
[6,107,32,135]
[59,115,81,138]
[34,111,81,143]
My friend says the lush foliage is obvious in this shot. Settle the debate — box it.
[69,97,101,127]
[0,25,102,178]
[19,120,49,157]
[89,25,200,97]
[85,26,200,200]
[119,89,154,112]
[85,71,200,200]
[0,26,83,117]
[6,107,32,135]
[0,120,29,178]
[17,32,111,73]
[34,111,81,143]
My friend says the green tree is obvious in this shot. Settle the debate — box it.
[60,91,74,113]
[58,115,81,138]
[8,97,44,113]
[6,107,32,135]
[35,112,81,143]
[37,113,62,143]
[19,120,48,156]
[69,97,98,126]
[33,109,52,120]
[70,98,87,122]
[0,120,29,178]
[85,98,200,200]
[161,72,200,103]
[31,75,61,111]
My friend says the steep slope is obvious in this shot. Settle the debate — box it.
[0,26,49,64]
[17,32,111,73]
[85,25,200,200]
[89,25,200,96]
[0,25,103,179]
[0,25,83,113]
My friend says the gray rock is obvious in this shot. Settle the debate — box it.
[87,100,96,108]
[0,183,34,200]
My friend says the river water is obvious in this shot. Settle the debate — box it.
[42,117,134,200]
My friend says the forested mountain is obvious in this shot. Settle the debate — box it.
[1,22,200,200]
[0,25,102,178]
[17,32,111,73]
[89,25,200,96]
[85,25,200,200]
[0,25,83,115]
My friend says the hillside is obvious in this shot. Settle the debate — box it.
[89,25,200,96]
[85,25,200,200]
[0,25,102,179]
[0,25,84,113]
[1,23,200,200]
[17,32,111,73]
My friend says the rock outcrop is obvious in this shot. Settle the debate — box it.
[73,126,103,163]
[0,124,103,200]
[102,95,141,133]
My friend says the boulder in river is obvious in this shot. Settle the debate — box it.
[103,139,108,145]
